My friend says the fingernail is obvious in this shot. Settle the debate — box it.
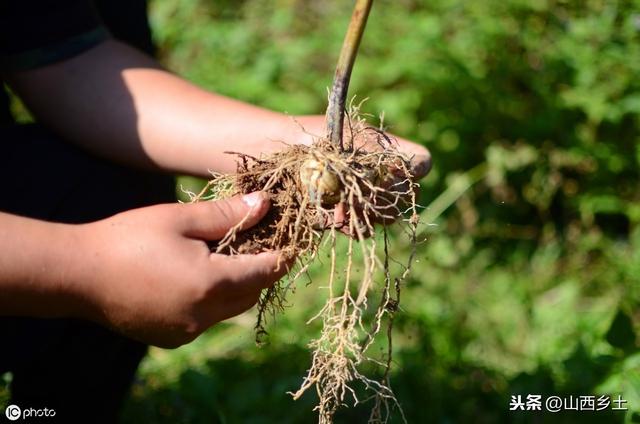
[411,154,432,178]
[242,191,264,208]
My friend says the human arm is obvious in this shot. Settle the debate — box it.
[0,192,288,348]
[5,39,430,178]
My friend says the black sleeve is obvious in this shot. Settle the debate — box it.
[0,0,110,72]
[94,0,155,57]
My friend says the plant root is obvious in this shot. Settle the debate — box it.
[190,108,419,423]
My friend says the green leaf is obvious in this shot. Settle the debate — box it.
[606,309,637,352]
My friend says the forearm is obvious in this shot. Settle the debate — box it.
[7,39,324,177]
[0,212,86,317]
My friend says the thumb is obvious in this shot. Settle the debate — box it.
[182,191,270,240]
[212,251,293,292]
[409,152,432,180]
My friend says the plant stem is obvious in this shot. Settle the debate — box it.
[326,0,373,151]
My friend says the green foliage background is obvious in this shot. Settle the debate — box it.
[121,0,640,422]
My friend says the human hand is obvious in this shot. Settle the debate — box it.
[366,132,431,180]
[290,115,431,233]
[340,128,431,224]
[71,192,288,348]
[293,115,431,180]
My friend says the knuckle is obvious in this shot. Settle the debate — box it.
[210,199,237,225]
[176,203,199,228]
[183,319,205,340]
[169,317,205,348]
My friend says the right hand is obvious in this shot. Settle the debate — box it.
[69,191,288,348]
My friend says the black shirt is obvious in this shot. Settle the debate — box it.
[0,0,155,126]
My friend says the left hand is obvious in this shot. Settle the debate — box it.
[291,115,431,234]
[336,130,431,234]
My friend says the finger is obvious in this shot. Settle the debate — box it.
[330,205,376,238]
[394,137,432,180]
[310,202,346,232]
[182,191,270,240]
[317,202,377,238]
[218,292,263,321]
[369,203,399,226]
[212,251,292,293]
[333,202,347,229]
[409,152,432,180]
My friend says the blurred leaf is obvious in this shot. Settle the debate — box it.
[606,310,637,352]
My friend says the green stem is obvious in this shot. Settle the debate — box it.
[419,162,487,235]
[326,0,373,151]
